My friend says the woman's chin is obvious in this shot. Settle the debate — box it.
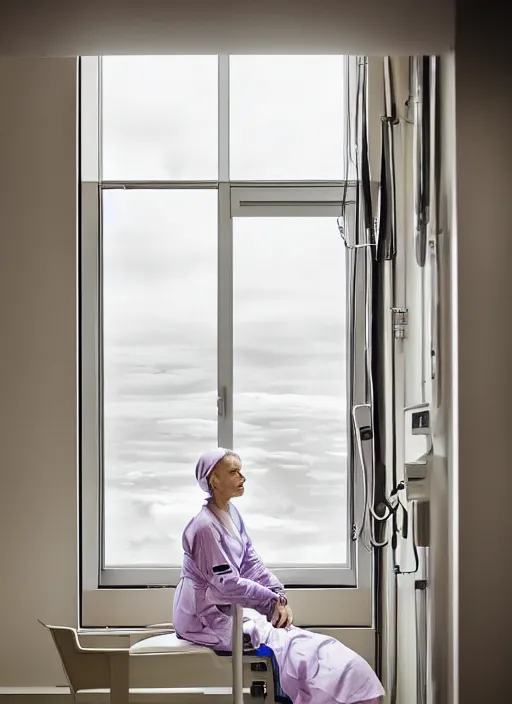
[235,487,245,496]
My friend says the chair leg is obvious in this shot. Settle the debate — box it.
[109,652,130,704]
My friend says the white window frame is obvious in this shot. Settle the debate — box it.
[80,55,374,627]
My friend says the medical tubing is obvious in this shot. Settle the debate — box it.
[351,404,369,542]
[345,58,364,540]
[385,56,400,704]
[413,56,431,268]
[362,57,390,547]
[356,58,371,546]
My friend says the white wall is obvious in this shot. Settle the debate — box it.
[0,58,78,686]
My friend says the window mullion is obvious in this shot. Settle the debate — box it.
[218,55,232,448]
[218,55,230,182]
[217,183,233,448]
[80,56,101,182]
[82,182,102,590]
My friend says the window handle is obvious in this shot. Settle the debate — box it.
[217,387,227,417]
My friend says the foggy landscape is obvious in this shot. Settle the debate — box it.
[100,55,349,568]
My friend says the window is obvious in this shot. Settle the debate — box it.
[81,55,371,625]
[101,56,218,180]
[229,56,345,180]
[233,217,348,566]
[102,189,218,568]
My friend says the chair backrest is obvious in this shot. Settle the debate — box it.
[38,621,111,694]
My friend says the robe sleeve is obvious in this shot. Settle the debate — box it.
[193,525,283,620]
[231,506,286,598]
[240,539,286,596]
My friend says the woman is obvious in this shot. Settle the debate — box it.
[173,448,385,704]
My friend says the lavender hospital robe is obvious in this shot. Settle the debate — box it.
[173,503,385,704]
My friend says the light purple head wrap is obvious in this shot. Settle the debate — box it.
[195,448,231,494]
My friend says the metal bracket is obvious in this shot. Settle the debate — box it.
[392,307,408,338]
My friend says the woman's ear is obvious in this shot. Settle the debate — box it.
[209,471,218,490]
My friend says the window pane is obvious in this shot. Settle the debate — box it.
[233,218,348,565]
[230,56,345,180]
[102,190,217,567]
[101,56,218,180]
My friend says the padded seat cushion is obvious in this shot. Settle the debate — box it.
[130,633,209,655]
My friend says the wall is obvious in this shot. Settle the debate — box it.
[2,6,511,699]
[0,56,377,693]
[394,56,421,704]
[0,0,453,56]
[375,55,421,704]
[456,3,511,702]
[0,58,78,686]
[0,5,455,696]
[364,50,458,704]
[428,51,458,704]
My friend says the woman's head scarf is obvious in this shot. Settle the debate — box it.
[195,448,231,494]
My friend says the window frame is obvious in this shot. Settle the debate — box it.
[80,54,373,626]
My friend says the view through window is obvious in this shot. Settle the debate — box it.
[97,55,350,574]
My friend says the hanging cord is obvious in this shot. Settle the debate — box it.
[350,58,372,550]
[340,58,408,552]
[343,57,361,547]
[413,56,431,267]
[366,58,391,550]
[391,488,420,576]
[339,54,357,226]
[338,57,375,550]
[377,57,399,261]
[367,56,406,550]
[338,57,375,251]
[352,405,397,550]
[359,60,385,548]
[342,58,394,551]
[359,57,382,550]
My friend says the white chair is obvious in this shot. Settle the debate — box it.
[40,607,274,703]
[38,619,129,704]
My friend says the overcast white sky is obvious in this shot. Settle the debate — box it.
[100,55,349,567]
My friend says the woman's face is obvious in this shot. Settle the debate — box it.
[210,454,245,499]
